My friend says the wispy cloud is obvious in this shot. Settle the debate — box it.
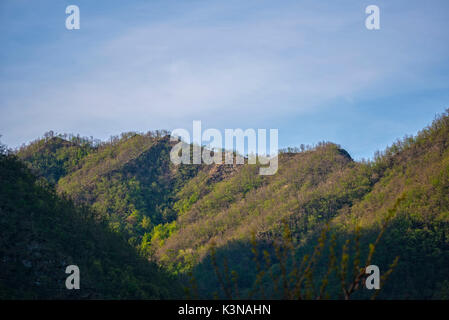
[1,0,449,157]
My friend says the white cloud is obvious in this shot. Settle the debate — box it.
[1,0,449,148]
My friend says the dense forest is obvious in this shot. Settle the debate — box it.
[1,109,449,299]
[0,143,180,299]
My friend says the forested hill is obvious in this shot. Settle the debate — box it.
[0,148,181,299]
[7,109,449,299]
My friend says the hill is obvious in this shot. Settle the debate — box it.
[0,148,181,299]
[12,109,449,299]
[181,110,449,299]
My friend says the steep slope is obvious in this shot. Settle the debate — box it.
[161,110,449,299]
[330,110,449,298]
[157,142,373,271]
[18,133,200,250]
[184,112,449,299]
[0,151,181,299]
[54,134,203,251]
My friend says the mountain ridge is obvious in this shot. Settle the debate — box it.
[6,108,449,299]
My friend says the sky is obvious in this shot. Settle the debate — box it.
[1,0,448,159]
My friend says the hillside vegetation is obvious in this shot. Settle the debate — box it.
[9,109,449,299]
[0,148,181,299]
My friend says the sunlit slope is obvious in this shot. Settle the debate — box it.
[158,142,376,268]
[330,111,449,298]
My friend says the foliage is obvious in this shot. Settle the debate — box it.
[0,151,181,299]
[10,109,449,299]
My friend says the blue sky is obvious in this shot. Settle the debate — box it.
[1,0,448,159]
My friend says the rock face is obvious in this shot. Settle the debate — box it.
[207,163,240,183]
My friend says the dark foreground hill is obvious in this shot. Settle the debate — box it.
[0,148,181,299]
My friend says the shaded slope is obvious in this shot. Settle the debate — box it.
[0,152,181,299]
